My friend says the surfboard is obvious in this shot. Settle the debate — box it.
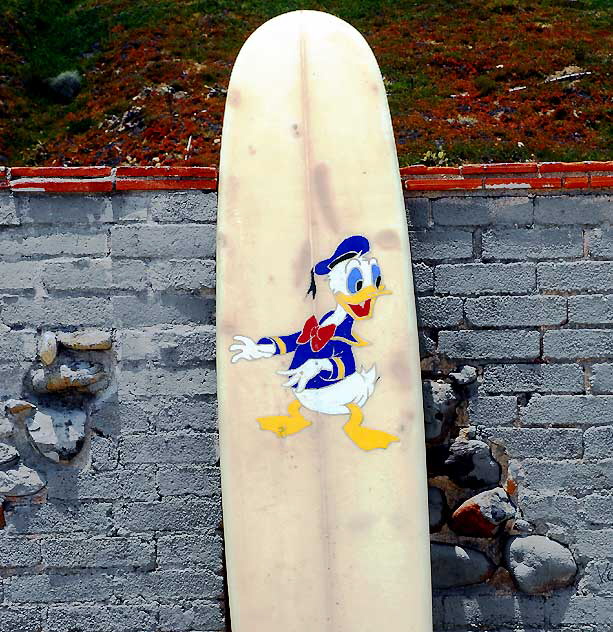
[217,10,432,632]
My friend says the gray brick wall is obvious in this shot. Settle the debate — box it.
[0,189,611,631]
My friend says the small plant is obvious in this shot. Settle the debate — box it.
[420,149,449,167]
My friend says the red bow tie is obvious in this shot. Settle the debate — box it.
[297,315,336,352]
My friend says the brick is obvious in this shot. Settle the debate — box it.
[547,595,613,628]
[43,258,148,292]
[517,492,581,531]
[433,196,533,226]
[405,178,482,192]
[149,259,216,291]
[11,166,112,178]
[45,467,157,502]
[0,330,37,363]
[17,194,113,224]
[584,426,613,459]
[538,261,613,293]
[0,537,40,567]
[544,329,613,360]
[0,607,42,632]
[158,600,224,631]
[520,459,613,494]
[405,197,430,228]
[522,394,613,426]
[0,227,107,258]
[590,364,613,393]
[118,367,216,398]
[569,295,613,324]
[483,364,584,394]
[469,395,518,426]
[435,262,535,295]
[113,499,221,533]
[439,329,540,360]
[443,594,545,628]
[46,605,157,632]
[120,432,217,465]
[157,533,222,569]
[157,465,221,498]
[0,261,41,290]
[409,230,473,261]
[114,569,223,601]
[0,194,18,226]
[482,227,583,260]
[4,502,113,535]
[535,194,613,225]
[149,191,217,223]
[588,226,613,258]
[583,493,613,527]
[411,262,434,293]
[419,331,436,358]
[480,427,583,459]
[42,536,154,569]
[1,296,112,327]
[111,224,215,258]
[465,295,566,327]
[111,294,215,327]
[416,296,463,327]
[8,571,116,603]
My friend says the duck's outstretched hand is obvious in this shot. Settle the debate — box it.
[278,358,333,392]
[230,336,276,363]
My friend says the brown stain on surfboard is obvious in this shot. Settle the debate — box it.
[375,229,401,250]
[294,240,312,288]
[292,123,301,137]
[312,162,340,233]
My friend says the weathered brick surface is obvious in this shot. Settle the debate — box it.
[1,189,611,632]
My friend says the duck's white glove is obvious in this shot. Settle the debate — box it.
[277,358,333,392]
[230,336,276,363]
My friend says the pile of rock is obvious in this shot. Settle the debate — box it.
[423,367,577,594]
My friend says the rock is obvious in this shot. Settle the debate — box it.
[57,330,112,351]
[26,407,87,462]
[505,535,577,594]
[5,399,36,417]
[47,70,81,103]
[428,487,447,532]
[510,519,534,535]
[39,332,58,365]
[450,487,516,537]
[0,442,18,466]
[0,463,46,497]
[31,361,108,394]
[450,365,478,385]
[0,415,13,439]
[423,380,457,442]
[431,542,495,588]
[445,439,501,488]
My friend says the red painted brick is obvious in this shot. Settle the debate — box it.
[483,177,562,189]
[10,179,113,193]
[399,165,461,176]
[462,163,538,175]
[563,176,590,189]
[404,178,483,191]
[590,176,613,188]
[116,178,217,191]
[10,166,112,178]
[539,161,613,173]
[116,166,217,178]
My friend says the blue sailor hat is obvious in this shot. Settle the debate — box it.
[313,235,370,276]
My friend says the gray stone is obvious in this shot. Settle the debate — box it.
[444,439,501,488]
[428,486,447,532]
[450,487,516,537]
[5,399,36,417]
[47,70,81,103]
[450,365,477,385]
[31,361,108,394]
[505,535,577,594]
[0,463,46,497]
[0,414,14,438]
[430,542,495,588]
[26,407,87,462]
[57,330,112,350]
[0,442,19,466]
[510,519,534,535]
[422,380,457,441]
[38,332,58,365]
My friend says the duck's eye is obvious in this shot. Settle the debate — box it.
[372,264,382,288]
[347,267,363,294]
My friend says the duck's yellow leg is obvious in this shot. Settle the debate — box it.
[343,404,400,451]
[257,400,312,438]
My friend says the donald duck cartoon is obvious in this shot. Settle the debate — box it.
[229,235,399,451]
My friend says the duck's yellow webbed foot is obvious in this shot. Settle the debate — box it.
[343,403,399,451]
[257,400,312,438]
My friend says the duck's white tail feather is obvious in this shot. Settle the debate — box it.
[352,364,377,407]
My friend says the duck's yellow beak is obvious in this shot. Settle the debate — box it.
[335,284,392,320]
